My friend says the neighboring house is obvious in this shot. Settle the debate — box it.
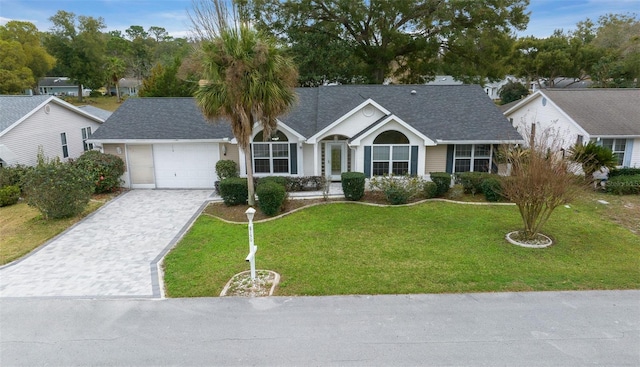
[425,75,525,100]
[109,78,142,97]
[0,95,109,167]
[504,88,640,168]
[38,77,88,97]
[89,85,523,189]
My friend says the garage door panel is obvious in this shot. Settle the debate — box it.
[154,144,218,188]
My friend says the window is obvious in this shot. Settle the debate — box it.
[252,130,289,174]
[454,144,492,173]
[82,127,93,151]
[601,139,626,166]
[60,133,69,158]
[372,130,410,176]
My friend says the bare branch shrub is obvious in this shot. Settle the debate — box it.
[500,127,582,241]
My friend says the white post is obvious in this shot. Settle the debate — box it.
[245,207,257,281]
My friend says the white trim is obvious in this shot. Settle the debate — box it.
[88,139,230,144]
[349,115,435,146]
[306,99,390,143]
[325,141,347,180]
[436,139,525,144]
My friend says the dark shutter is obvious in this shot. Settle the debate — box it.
[446,145,454,174]
[491,144,498,174]
[289,143,297,174]
[364,146,372,178]
[410,145,418,176]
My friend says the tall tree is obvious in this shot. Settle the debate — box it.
[0,20,55,93]
[240,0,529,84]
[139,57,195,97]
[44,11,106,101]
[0,39,35,93]
[191,0,298,206]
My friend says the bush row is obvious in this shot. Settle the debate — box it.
[609,168,640,177]
[0,151,124,214]
[605,174,640,195]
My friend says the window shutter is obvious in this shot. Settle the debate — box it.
[491,144,498,174]
[410,145,418,176]
[446,145,454,174]
[290,143,298,174]
[364,146,372,178]
[623,139,633,167]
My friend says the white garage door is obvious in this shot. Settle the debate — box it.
[154,143,218,188]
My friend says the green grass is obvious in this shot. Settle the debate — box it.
[163,199,640,297]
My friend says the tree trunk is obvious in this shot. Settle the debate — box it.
[116,83,121,103]
[243,146,256,206]
[77,84,83,102]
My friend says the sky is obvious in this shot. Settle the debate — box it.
[0,0,638,39]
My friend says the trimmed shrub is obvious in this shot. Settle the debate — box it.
[218,177,248,206]
[0,185,20,207]
[455,172,492,195]
[609,168,640,178]
[341,172,365,201]
[256,181,287,216]
[74,150,124,193]
[285,176,324,191]
[430,172,451,197]
[369,175,424,205]
[423,181,438,199]
[481,177,502,202]
[23,160,94,219]
[215,160,239,180]
[0,165,33,192]
[257,176,288,190]
[447,184,465,200]
[605,174,640,195]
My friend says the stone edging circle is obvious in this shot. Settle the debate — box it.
[505,231,553,248]
[220,270,280,297]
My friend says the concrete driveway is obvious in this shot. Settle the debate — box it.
[0,190,213,298]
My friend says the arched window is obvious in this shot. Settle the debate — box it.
[252,130,290,174]
[372,130,410,176]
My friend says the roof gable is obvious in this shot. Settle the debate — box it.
[0,95,105,137]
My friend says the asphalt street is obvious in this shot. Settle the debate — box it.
[1,290,638,366]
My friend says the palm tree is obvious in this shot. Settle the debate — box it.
[567,141,618,181]
[106,56,126,102]
[194,21,297,206]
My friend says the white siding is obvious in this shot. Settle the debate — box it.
[316,103,386,140]
[506,94,586,150]
[0,102,101,166]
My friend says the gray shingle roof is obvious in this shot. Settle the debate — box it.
[92,85,520,142]
[38,77,77,87]
[0,95,52,132]
[541,89,640,136]
[76,105,113,121]
[90,98,234,140]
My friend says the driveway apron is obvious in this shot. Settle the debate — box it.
[0,190,213,298]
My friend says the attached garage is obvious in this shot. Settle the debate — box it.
[153,143,219,189]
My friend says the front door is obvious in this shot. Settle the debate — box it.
[326,143,346,181]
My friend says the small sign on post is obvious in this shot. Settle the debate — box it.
[245,207,257,281]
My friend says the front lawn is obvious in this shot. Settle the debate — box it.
[163,195,640,297]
